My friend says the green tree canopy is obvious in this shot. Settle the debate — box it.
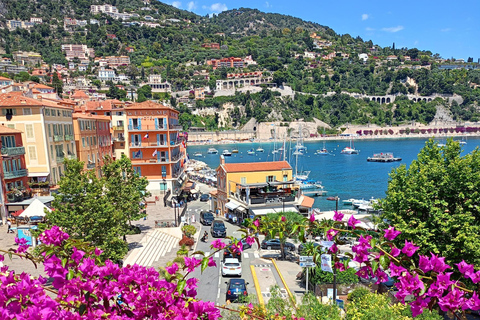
[380,139,480,268]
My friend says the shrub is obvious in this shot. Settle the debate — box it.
[310,265,358,285]
[179,236,194,247]
[347,286,370,302]
[181,224,197,238]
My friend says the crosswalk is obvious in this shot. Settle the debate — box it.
[193,251,260,259]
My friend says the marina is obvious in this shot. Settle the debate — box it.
[187,137,480,210]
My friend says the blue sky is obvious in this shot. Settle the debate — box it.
[166,0,480,60]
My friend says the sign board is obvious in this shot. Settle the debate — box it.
[299,262,316,268]
[320,241,334,249]
[336,299,344,309]
[321,254,333,273]
[299,256,314,262]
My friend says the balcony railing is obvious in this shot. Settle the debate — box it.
[128,125,178,131]
[112,125,124,130]
[171,153,184,162]
[87,163,96,169]
[232,192,296,206]
[4,169,28,179]
[53,135,64,142]
[64,134,74,141]
[131,142,169,147]
[56,156,64,163]
[1,146,25,156]
[169,124,183,130]
[66,154,76,160]
[114,137,125,142]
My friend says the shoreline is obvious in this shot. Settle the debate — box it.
[187,132,478,146]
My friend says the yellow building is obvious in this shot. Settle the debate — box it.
[215,157,313,220]
[0,92,76,186]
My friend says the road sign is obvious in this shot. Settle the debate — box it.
[299,262,316,268]
[299,256,314,262]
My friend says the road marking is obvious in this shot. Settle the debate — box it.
[250,265,265,307]
[243,252,249,259]
[254,252,260,259]
[214,252,219,258]
[204,251,210,257]
[217,287,220,299]
[271,258,296,307]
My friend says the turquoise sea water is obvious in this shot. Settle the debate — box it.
[187,137,480,211]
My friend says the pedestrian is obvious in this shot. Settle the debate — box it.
[7,219,13,233]
[191,214,196,223]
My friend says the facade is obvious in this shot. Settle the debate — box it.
[207,57,245,70]
[106,56,130,67]
[111,106,127,160]
[0,126,29,217]
[201,43,220,50]
[98,68,116,81]
[73,113,112,176]
[147,74,171,93]
[194,88,205,100]
[0,77,13,89]
[215,159,313,219]
[0,92,76,186]
[12,51,43,66]
[125,101,185,194]
[90,4,118,14]
[62,44,95,61]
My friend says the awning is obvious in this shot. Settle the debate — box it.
[28,172,50,178]
[225,201,239,211]
[250,206,299,216]
[228,199,247,212]
[300,196,315,208]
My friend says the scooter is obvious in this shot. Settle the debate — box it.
[201,234,208,242]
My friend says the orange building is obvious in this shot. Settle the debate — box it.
[73,113,112,176]
[125,101,186,194]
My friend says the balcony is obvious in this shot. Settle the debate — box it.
[64,134,74,141]
[56,156,64,163]
[4,169,28,179]
[169,124,183,130]
[112,125,124,131]
[128,125,173,131]
[114,137,125,142]
[171,153,184,162]
[87,163,96,169]
[1,146,25,156]
[66,154,76,160]
[53,135,64,142]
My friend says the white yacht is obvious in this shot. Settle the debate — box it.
[207,148,218,154]
[222,150,232,156]
[256,147,264,152]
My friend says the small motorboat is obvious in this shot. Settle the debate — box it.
[367,152,401,162]
[193,152,203,157]
[207,148,218,154]
[343,198,355,205]
[256,147,264,152]
[232,148,239,154]
[247,149,255,155]
[316,148,328,155]
[222,150,232,156]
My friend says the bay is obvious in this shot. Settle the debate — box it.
[187,137,479,211]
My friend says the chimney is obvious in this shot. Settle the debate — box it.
[220,155,225,165]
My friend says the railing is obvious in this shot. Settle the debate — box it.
[112,125,124,130]
[53,135,64,142]
[114,137,125,142]
[128,125,142,130]
[155,125,167,130]
[56,156,64,163]
[87,163,96,169]
[171,153,183,162]
[4,169,28,179]
[169,124,183,130]
[131,142,169,147]
[66,154,76,160]
[64,134,74,141]
[1,146,25,156]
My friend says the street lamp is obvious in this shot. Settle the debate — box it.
[326,195,340,304]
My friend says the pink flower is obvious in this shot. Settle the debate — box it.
[231,241,243,254]
[184,256,201,273]
[333,211,344,221]
[469,270,480,284]
[383,226,401,241]
[253,219,260,227]
[208,257,216,267]
[389,262,406,277]
[411,297,431,317]
[334,261,346,272]
[245,236,255,246]
[14,237,29,254]
[71,247,85,264]
[94,248,103,256]
[374,269,389,284]
[356,266,372,279]
[211,239,226,250]
[281,216,286,222]
[418,255,432,273]
[390,247,401,257]
[39,226,69,246]
[430,253,450,273]
[326,229,338,241]
[309,214,315,222]
[328,243,338,254]
[401,240,419,257]
[436,272,454,290]
[166,263,179,275]
[456,260,475,279]
[347,215,360,229]
[438,288,466,312]
[463,291,480,311]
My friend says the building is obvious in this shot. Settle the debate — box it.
[194,88,205,100]
[72,113,112,176]
[105,56,130,67]
[6,20,35,30]
[0,77,13,90]
[12,51,43,66]
[90,4,118,14]
[207,57,245,70]
[62,44,95,61]
[98,68,116,82]
[0,92,76,186]
[0,126,29,217]
[125,100,185,194]
[147,74,171,93]
[214,159,314,220]
[201,43,220,50]
[111,105,126,160]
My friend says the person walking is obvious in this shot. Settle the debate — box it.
[7,219,13,233]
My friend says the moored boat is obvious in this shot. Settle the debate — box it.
[367,152,401,162]
[316,148,328,155]
[232,148,239,153]
[343,198,355,205]
[207,148,218,154]
[193,152,203,157]
[256,147,264,152]
[222,150,232,156]
[341,138,359,154]
[247,149,255,155]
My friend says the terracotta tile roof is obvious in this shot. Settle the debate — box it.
[125,100,176,111]
[71,90,89,99]
[0,125,22,134]
[73,113,110,121]
[222,161,292,173]
[33,83,54,90]
[0,92,71,109]
[0,76,13,81]
[300,196,314,208]
[85,100,113,111]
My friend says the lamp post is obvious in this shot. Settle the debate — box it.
[327,195,340,305]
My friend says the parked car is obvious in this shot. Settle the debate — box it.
[200,211,215,225]
[200,194,209,202]
[222,258,242,277]
[210,220,227,238]
[228,238,252,250]
[225,279,249,302]
[260,239,295,251]
[360,275,395,288]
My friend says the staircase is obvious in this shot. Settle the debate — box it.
[124,229,180,267]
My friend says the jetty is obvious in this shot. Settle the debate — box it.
[302,190,328,197]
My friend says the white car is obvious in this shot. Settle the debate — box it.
[222,258,242,277]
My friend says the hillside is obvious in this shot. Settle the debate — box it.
[0,1,479,130]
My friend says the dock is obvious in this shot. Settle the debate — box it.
[302,190,328,197]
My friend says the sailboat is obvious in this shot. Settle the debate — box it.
[256,146,264,152]
[247,149,255,155]
[341,137,359,154]
[316,129,328,155]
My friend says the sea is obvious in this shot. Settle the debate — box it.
[186,137,479,211]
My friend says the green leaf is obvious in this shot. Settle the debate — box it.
[67,269,75,280]
[61,257,68,268]
[177,279,186,294]
[201,257,209,273]
[371,260,379,274]
[79,304,87,315]
[370,238,377,248]
[379,255,390,270]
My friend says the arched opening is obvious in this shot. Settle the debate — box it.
[371,97,375,101]
[386,98,391,103]
[428,98,432,102]
[381,97,386,104]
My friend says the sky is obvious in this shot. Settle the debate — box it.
[166,0,480,60]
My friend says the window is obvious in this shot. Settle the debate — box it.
[25,124,34,139]
[52,168,57,184]
[266,175,275,182]
[45,109,50,116]
[93,136,97,146]
[283,174,288,182]
[23,108,32,115]
[133,167,141,176]
[28,146,37,160]
[241,177,247,185]
[82,137,85,148]
[6,124,15,129]
[1,136,15,148]
[48,124,51,137]
[2,108,16,116]
[50,145,54,159]
[57,110,61,116]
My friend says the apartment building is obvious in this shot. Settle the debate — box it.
[206,57,244,70]
[62,44,95,61]
[125,101,185,194]
[147,74,171,93]
[0,92,76,186]
[90,4,118,14]
[105,56,130,67]
[73,113,112,176]
[12,51,43,66]
[111,105,127,160]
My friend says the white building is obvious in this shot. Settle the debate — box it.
[98,68,116,82]
[358,53,368,63]
[90,4,118,14]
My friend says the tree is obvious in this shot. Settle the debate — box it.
[380,139,480,268]
[46,158,127,261]
[51,72,63,95]
[260,211,303,260]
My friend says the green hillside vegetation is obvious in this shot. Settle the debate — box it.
[1,0,479,129]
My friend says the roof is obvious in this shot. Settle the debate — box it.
[33,83,54,90]
[73,113,110,121]
[85,100,113,111]
[71,90,89,99]
[19,199,52,217]
[0,125,22,134]
[125,100,177,112]
[221,161,292,173]
[0,92,67,108]
[0,76,12,81]
[300,196,315,208]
